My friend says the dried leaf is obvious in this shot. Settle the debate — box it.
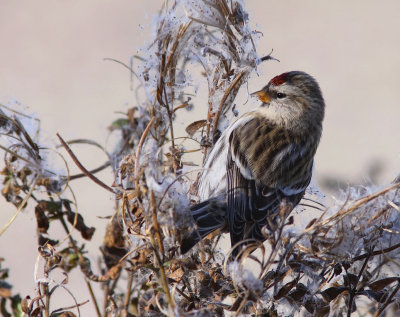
[368,277,399,292]
[344,273,358,288]
[127,107,137,124]
[35,205,49,234]
[102,217,127,268]
[0,281,11,298]
[321,286,348,302]
[274,279,297,300]
[303,297,317,314]
[313,304,330,317]
[185,120,207,137]
[66,210,95,240]
[38,234,59,247]
[131,248,151,266]
[168,267,185,281]
[341,261,351,270]
[0,267,8,280]
[31,307,42,317]
[98,264,122,281]
[21,296,30,314]
[109,118,130,131]
[359,290,388,303]
[333,263,342,276]
[288,283,308,302]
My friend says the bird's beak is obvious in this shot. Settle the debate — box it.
[252,90,271,104]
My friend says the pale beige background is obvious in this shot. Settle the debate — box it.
[1,1,399,315]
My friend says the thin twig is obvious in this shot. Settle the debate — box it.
[58,212,101,317]
[69,161,111,180]
[43,283,50,317]
[0,175,40,236]
[374,281,400,317]
[259,49,280,63]
[150,190,166,260]
[57,138,111,180]
[102,284,110,317]
[163,85,180,175]
[50,300,89,314]
[57,133,115,194]
[298,203,325,211]
[134,117,155,191]
[347,253,371,317]
[157,168,203,209]
[305,182,400,233]
[353,242,400,261]
[200,66,220,166]
[150,190,175,312]
[233,292,249,317]
[212,70,246,134]
[87,281,102,317]
[124,273,134,313]
[104,58,142,82]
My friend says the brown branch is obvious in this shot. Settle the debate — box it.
[305,182,400,233]
[260,49,280,63]
[124,273,134,313]
[57,133,115,194]
[69,161,111,180]
[149,190,175,312]
[134,116,155,191]
[212,70,246,134]
[162,84,180,175]
[374,280,400,317]
[347,253,371,317]
[103,58,141,82]
[57,212,101,317]
[51,300,89,315]
[163,22,192,77]
[202,66,221,162]
[150,190,165,258]
[353,242,400,261]
[233,292,249,317]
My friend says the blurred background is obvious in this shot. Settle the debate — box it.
[1,0,399,315]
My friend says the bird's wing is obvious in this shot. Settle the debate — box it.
[226,117,313,252]
[226,151,251,249]
[245,184,306,242]
[227,151,309,249]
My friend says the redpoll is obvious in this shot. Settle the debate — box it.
[181,71,325,256]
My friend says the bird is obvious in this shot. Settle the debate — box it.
[180,71,325,257]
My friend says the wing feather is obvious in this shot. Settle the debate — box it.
[226,152,249,249]
[226,117,314,254]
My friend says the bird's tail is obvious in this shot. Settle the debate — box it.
[180,197,226,254]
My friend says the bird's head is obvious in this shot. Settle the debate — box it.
[252,71,325,130]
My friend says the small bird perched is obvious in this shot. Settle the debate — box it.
[181,71,325,256]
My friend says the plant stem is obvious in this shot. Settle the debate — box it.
[43,283,50,317]
[58,214,102,317]
[150,190,175,313]
[124,273,134,313]
[374,281,400,317]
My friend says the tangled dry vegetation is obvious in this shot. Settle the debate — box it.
[1,1,400,316]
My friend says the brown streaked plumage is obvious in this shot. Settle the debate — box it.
[181,71,325,256]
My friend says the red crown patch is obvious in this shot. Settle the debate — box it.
[270,73,288,86]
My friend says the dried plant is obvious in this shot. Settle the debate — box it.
[1,1,400,316]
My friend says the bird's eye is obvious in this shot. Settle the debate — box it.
[276,93,286,99]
